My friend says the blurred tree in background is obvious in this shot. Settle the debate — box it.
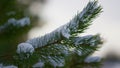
[0,0,43,63]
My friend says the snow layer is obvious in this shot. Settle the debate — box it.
[0,17,30,32]
[8,17,30,27]
[0,64,17,68]
[84,56,101,63]
[17,43,34,54]
[33,61,44,68]
[73,35,101,46]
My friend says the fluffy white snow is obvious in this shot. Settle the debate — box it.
[84,56,101,63]
[33,61,44,68]
[7,18,16,25]
[0,17,30,32]
[3,65,17,68]
[0,64,17,68]
[61,26,71,39]
[17,17,30,27]
[73,35,101,47]
[8,17,30,27]
[74,35,93,46]
[17,43,34,54]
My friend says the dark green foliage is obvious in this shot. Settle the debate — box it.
[0,0,32,63]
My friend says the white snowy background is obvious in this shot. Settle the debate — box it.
[28,0,120,58]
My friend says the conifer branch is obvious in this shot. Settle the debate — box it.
[17,0,102,54]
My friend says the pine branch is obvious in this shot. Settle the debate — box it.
[17,0,102,54]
